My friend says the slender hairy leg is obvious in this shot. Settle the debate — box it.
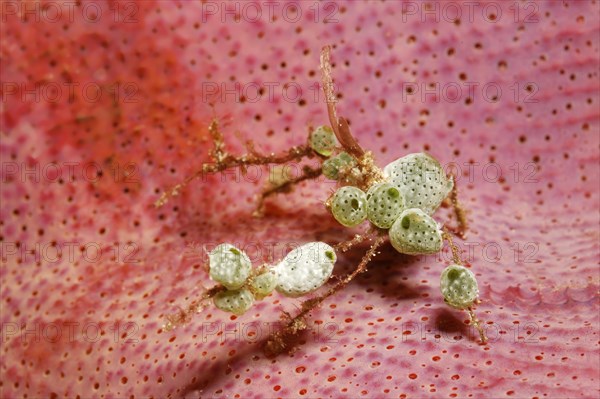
[158,46,377,209]
[442,228,463,265]
[163,285,226,331]
[253,165,323,217]
[155,119,318,207]
[265,233,387,356]
[467,307,488,344]
[333,231,373,253]
[446,175,469,238]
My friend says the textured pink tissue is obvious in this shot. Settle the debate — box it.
[1,1,598,398]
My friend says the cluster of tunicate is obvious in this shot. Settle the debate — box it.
[209,242,337,314]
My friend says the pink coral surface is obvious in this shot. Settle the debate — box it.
[1,1,599,398]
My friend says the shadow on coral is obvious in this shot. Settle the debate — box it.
[180,326,311,397]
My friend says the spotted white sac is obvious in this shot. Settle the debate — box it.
[366,182,405,229]
[208,243,252,290]
[383,152,453,215]
[322,152,357,180]
[309,125,337,157]
[389,208,443,255]
[213,288,255,315]
[440,265,479,309]
[249,269,278,300]
[274,242,336,297]
[330,186,368,227]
